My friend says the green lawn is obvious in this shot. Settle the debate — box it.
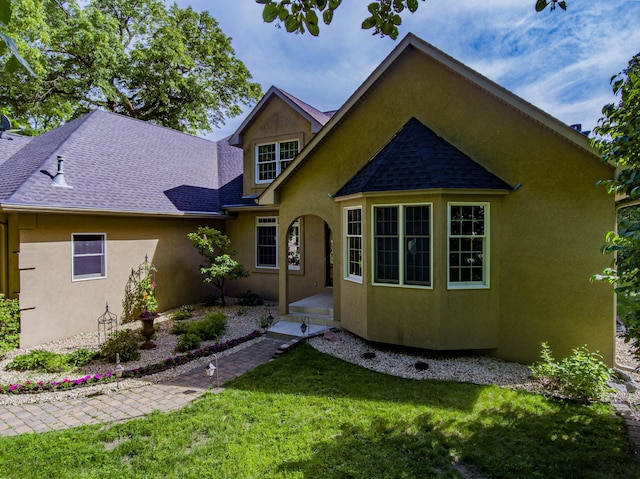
[0,343,638,479]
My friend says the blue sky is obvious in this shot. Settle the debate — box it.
[178,1,640,141]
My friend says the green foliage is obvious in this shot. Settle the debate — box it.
[530,342,612,401]
[122,258,157,323]
[63,348,98,368]
[172,312,226,352]
[7,349,65,373]
[6,347,98,372]
[0,294,20,354]
[0,0,35,75]
[99,330,141,363]
[170,320,190,335]
[174,332,201,353]
[170,307,193,322]
[237,290,264,306]
[592,53,640,359]
[201,294,219,307]
[0,0,261,134]
[257,0,569,39]
[188,227,249,306]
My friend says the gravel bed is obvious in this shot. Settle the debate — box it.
[3,300,640,410]
[0,299,278,405]
[308,330,640,407]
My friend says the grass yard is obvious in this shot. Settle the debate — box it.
[0,343,638,479]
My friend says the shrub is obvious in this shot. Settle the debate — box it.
[100,330,141,363]
[530,342,612,401]
[175,332,201,353]
[237,290,264,306]
[7,349,66,373]
[189,312,226,341]
[201,294,219,307]
[65,348,98,368]
[0,295,20,354]
[171,320,190,335]
[171,307,193,321]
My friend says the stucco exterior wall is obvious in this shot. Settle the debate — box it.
[242,97,314,198]
[273,47,615,364]
[15,213,223,348]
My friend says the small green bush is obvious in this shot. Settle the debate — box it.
[100,330,141,363]
[171,320,190,335]
[201,294,219,307]
[189,312,226,341]
[530,342,612,401]
[238,290,264,306]
[171,305,195,321]
[237,290,264,306]
[7,349,66,373]
[65,348,98,368]
[0,295,20,354]
[175,332,201,353]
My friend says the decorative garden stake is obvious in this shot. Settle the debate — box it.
[267,311,274,328]
[206,354,219,388]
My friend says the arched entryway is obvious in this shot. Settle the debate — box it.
[282,214,336,327]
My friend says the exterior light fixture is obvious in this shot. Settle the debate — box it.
[115,353,124,388]
[300,318,308,335]
[206,354,219,389]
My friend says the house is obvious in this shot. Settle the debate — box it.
[0,110,241,347]
[1,33,615,365]
[224,33,615,365]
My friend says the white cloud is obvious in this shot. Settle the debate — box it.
[178,0,640,139]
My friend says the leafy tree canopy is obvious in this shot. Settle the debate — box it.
[592,52,640,359]
[257,0,568,40]
[0,0,262,134]
[0,0,35,76]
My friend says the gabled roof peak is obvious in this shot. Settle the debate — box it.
[229,86,332,146]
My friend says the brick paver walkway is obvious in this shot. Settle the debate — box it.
[0,337,283,437]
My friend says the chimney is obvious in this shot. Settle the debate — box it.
[52,155,72,188]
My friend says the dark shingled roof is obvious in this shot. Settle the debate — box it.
[336,117,511,197]
[0,110,244,215]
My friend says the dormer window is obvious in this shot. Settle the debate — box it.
[256,139,299,184]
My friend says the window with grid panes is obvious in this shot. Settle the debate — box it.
[72,233,106,280]
[345,207,362,281]
[448,203,488,287]
[256,140,299,183]
[374,204,431,287]
[256,217,278,268]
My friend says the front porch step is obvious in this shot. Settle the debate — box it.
[288,303,333,316]
[283,312,339,328]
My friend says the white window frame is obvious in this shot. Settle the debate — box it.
[256,217,279,269]
[372,203,433,289]
[344,206,363,283]
[447,202,490,289]
[255,139,300,184]
[71,233,106,281]
[287,218,302,271]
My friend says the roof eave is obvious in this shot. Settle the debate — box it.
[0,203,233,219]
[333,188,512,202]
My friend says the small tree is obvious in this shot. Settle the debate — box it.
[188,227,249,306]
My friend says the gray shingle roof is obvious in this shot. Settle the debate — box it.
[0,110,243,215]
[279,89,332,126]
[336,117,512,197]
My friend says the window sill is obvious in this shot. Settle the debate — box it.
[344,276,363,284]
[447,283,490,290]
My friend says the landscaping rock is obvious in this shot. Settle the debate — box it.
[323,330,341,342]
[414,361,429,371]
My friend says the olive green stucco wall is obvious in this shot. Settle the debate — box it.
[14,213,223,348]
[273,47,615,364]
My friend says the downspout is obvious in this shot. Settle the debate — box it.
[0,221,8,297]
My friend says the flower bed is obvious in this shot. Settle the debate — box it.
[0,330,262,395]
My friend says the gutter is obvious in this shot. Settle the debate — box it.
[0,203,235,220]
